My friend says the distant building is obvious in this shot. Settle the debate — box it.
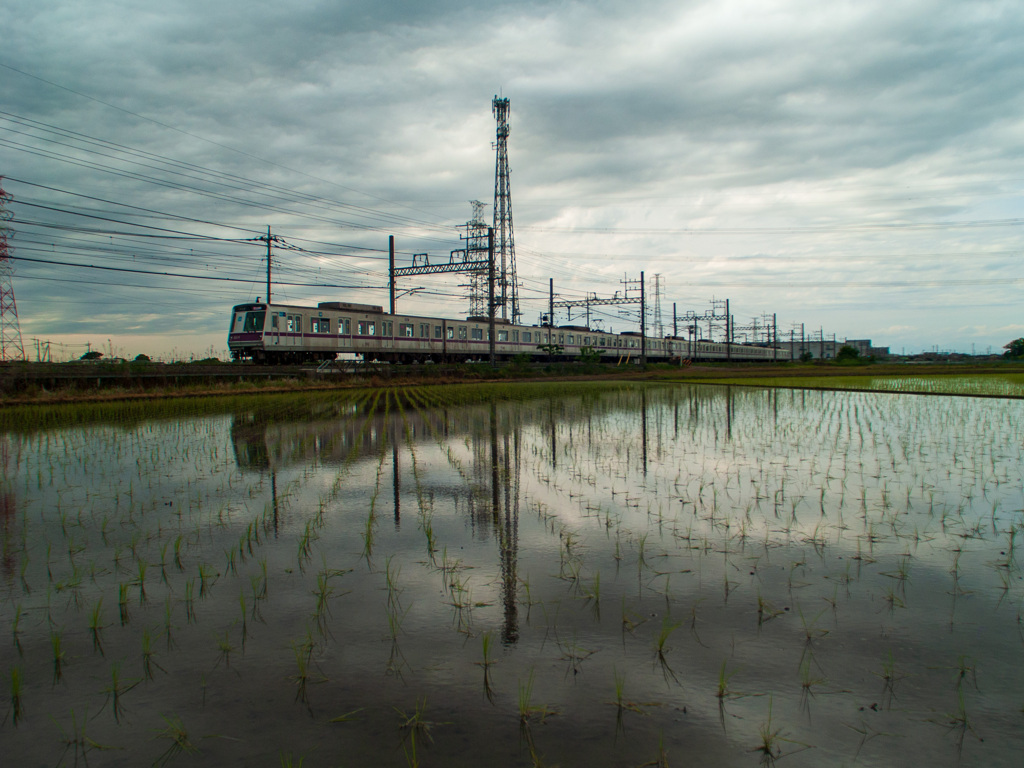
[774,338,889,361]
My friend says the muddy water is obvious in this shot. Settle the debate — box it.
[2,383,1022,767]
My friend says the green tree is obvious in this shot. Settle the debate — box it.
[1003,338,1024,359]
[836,345,861,361]
[80,350,103,360]
[537,343,563,356]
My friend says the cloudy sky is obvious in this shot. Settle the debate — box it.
[1,0,1022,359]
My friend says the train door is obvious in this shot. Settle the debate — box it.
[284,314,301,348]
[269,313,281,346]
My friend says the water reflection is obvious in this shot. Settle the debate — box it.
[5,382,1024,767]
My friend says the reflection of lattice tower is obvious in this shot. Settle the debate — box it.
[492,97,520,323]
[0,434,14,580]
[0,179,25,362]
[466,200,489,316]
[652,274,664,339]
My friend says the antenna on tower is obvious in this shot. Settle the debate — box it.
[492,96,520,324]
[0,178,25,363]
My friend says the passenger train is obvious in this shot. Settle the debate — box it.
[228,300,782,364]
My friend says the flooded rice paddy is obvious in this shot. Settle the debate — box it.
[2,382,1023,767]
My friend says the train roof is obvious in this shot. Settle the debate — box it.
[318,301,384,313]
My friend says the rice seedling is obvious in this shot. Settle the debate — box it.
[53,708,118,765]
[610,666,650,716]
[215,631,235,669]
[874,649,906,707]
[141,628,165,680]
[153,714,199,766]
[716,659,740,699]
[289,637,324,712]
[198,562,217,597]
[172,534,185,570]
[517,669,559,724]
[750,696,809,765]
[86,598,106,656]
[11,603,23,656]
[654,613,682,684]
[135,557,148,602]
[118,582,131,625]
[9,665,23,726]
[102,661,139,724]
[184,577,196,624]
[557,633,596,678]
[51,627,66,684]
[395,698,446,768]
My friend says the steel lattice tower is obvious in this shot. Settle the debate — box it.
[492,97,520,323]
[0,179,25,363]
[466,200,489,316]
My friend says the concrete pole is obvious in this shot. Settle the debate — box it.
[389,235,395,315]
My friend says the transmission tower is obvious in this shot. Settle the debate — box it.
[464,200,489,317]
[492,96,520,324]
[0,179,25,362]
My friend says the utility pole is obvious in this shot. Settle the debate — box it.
[549,278,554,345]
[773,313,777,361]
[725,298,731,362]
[389,235,396,315]
[672,303,678,339]
[251,226,282,305]
[488,228,496,367]
[640,271,646,365]
[266,226,272,303]
[652,273,663,338]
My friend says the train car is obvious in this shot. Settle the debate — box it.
[228,300,783,364]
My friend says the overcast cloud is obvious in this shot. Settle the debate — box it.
[1,0,1022,359]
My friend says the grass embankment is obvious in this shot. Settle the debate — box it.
[659,362,1024,398]
[2,360,1022,407]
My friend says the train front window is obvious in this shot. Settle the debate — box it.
[241,311,266,333]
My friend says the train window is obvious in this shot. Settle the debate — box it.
[271,315,279,330]
[522,331,531,343]
[498,330,508,342]
[419,324,429,338]
[338,318,351,335]
[446,327,454,340]
[400,323,414,337]
[558,334,564,344]
[458,327,467,340]
[471,328,483,340]
[357,321,376,336]
[512,331,519,342]
[435,326,443,339]
[382,321,392,336]
[242,311,265,333]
